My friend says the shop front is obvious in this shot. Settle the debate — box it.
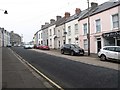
[102,31,120,46]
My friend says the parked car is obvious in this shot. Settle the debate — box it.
[7,44,12,47]
[24,44,34,49]
[38,45,50,50]
[98,46,120,61]
[61,44,84,56]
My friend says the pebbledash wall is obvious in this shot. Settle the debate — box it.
[79,3,119,53]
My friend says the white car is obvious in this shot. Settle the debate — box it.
[24,44,34,49]
[98,46,120,61]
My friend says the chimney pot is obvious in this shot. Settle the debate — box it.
[91,2,98,9]
[56,16,62,21]
[50,19,55,24]
[75,8,81,15]
[64,12,70,19]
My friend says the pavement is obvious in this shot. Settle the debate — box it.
[2,47,53,89]
[32,48,119,70]
[50,49,98,58]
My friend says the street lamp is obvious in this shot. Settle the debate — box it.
[87,0,90,56]
[0,9,8,14]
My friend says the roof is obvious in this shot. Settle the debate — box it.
[79,1,120,20]
[55,17,66,27]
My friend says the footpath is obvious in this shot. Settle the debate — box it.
[32,49,119,70]
[2,48,52,89]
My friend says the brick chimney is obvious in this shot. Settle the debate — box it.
[50,19,55,24]
[64,12,70,19]
[56,16,62,21]
[91,2,98,9]
[75,8,81,15]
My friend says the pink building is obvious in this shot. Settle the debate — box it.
[78,1,120,53]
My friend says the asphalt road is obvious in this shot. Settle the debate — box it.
[11,47,120,88]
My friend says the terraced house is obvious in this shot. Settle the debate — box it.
[0,27,10,47]
[78,1,120,53]
[34,0,120,54]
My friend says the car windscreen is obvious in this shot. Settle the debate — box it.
[71,45,80,48]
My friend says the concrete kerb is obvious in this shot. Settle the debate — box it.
[50,49,98,58]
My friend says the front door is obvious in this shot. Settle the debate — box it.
[117,40,120,46]
[97,38,101,53]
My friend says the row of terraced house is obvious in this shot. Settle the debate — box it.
[0,28,22,47]
[33,1,120,54]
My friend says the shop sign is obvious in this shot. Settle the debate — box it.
[102,31,120,38]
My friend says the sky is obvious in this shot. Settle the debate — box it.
[0,0,111,42]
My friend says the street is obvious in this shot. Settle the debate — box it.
[10,47,119,88]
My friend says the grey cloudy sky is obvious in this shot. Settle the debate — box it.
[0,0,110,42]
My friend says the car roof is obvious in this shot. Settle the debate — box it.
[102,46,120,48]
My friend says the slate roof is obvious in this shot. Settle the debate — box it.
[79,1,120,20]
[55,17,66,27]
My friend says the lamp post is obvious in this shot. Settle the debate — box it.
[87,0,90,56]
[0,9,8,14]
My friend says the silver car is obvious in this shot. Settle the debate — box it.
[98,46,120,61]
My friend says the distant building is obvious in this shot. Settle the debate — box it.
[0,27,10,47]
[10,31,21,46]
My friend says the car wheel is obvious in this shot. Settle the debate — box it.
[70,51,74,56]
[61,50,64,54]
[100,54,106,61]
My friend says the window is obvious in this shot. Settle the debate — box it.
[68,39,71,44]
[41,33,43,38]
[68,26,71,36]
[63,40,65,44]
[75,24,78,34]
[84,39,88,50]
[50,39,52,46]
[39,34,40,39]
[58,30,60,37]
[112,14,119,29]
[50,29,52,36]
[115,47,120,52]
[54,28,56,35]
[96,19,101,33]
[83,23,87,35]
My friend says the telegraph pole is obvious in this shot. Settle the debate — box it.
[87,0,90,56]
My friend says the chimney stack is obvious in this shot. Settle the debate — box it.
[75,8,81,15]
[41,25,45,29]
[50,19,55,24]
[64,12,70,19]
[56,16,62,21]
[45,22,49,25]
[91,2,98,9]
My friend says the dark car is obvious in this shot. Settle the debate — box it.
[61,44,84,56]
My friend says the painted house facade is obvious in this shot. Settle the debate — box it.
[0,27,10,47]
[33,1,120,54]
[48,19,56,49]
[79,1,120,53]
